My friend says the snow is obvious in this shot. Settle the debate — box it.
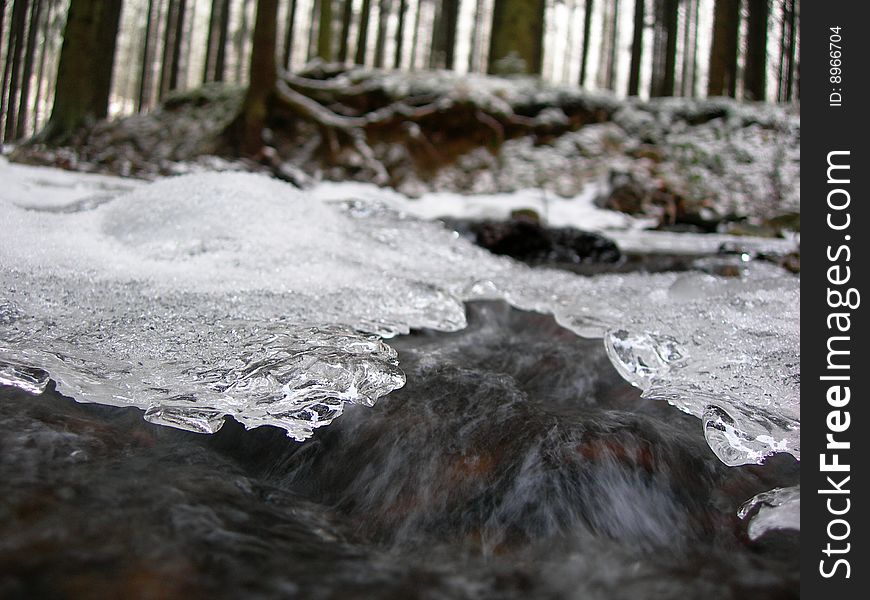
[0,160,799,467]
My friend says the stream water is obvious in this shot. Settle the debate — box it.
[0,303,799,599]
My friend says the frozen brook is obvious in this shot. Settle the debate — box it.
[0,159,799,545]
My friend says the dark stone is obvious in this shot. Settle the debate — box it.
[444,215,621,266]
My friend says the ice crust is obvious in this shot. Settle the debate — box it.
[738,485,800,539]
[0,167,799,464]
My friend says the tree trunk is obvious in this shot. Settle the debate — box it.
[488,0,546,75]
[0,0,7,141]
[16,0,43,138]
[429,0,458,69]
[31,0,51,132]
[743,0,768,101]
[374,0,391,68]
[784,0,796,101]
[707,0,739,97]
[317,0,333,61]
[660,0,678,96]
[3,0,29,141]
[627,0,643,95]
[394,0,407,69]
[337,0,353,63]
[604,0,620,90]
[214,0,231,82]
[169,0,187,92]
[204,0,219,82]
[159,0,178,101]
[235,0,250,81]
[225,0,277,155]
[578,0,594,85]
[409,0,422,69]
[679,0,694,96]
[282,0,297,68]
[467,0,483,71]
[138,0,157,111]
[355,0,372,64]
[41,0,123,143]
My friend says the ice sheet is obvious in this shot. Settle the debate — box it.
[0,164,799,464]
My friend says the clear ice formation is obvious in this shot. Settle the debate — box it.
[738,485,800,539]
[0,170,799,464]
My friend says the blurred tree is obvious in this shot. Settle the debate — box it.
[707,0,739,97]
[282,0,297,68]
[355,0,372,64]
[15,0,41,137]
[782,0,797,102]
[430,0,458,69]
[743,0,768,101]
[137,0,156,111]
[650,0,678,97]
[40,0,122,142]
[2,0,28,141]
[317,0,333,61]
[375,0,391,68]
[489,0,545,75]
[394,0,407,69]
[337,0,353,63]
[627,0,643,96]
[204,0,231,82]
[578,0,593,85]
[225,0,276,154]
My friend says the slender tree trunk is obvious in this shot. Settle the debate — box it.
[394,0,407,69]
[3,0,29,141]
[707,0,739,97]
[467,0,483,71]
[15,0,42,137]
[337,0,353,62]
[204,0,219,81]
[660,0,678,96]
[282,0,297,68]
[0,0,7,139]
[743,0,768,101]
[138,0,156,110]
[688,0,699,95]
[317,0,333,60]
[374,0,391,67]
[31,0,51,132]
[235,0,250,82]
[214,0,231,81]
[41,0,123,143]
[579,0,594,85]
[432,0,459,69]
[627,0,643,95]
[784,0,796,101]
[169,0,187,91]
[409,0,423,69]
[226,0,277,155]
[159,0,178,101]
[605,0,620,90]
[355,0,372,64]
[679,0,693,96]
[488,0,546,75]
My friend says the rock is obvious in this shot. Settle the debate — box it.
[444,215,621,266]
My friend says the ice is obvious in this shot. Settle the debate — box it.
[738,485,800,540]
[1,164,799,464]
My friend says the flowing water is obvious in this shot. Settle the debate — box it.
[0,167,800,597]
[1,303,798,599]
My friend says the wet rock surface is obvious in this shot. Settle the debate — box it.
[443,214,621,268]
[0,303,798,599]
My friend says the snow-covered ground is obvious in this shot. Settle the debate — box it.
[0,159,799,535]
